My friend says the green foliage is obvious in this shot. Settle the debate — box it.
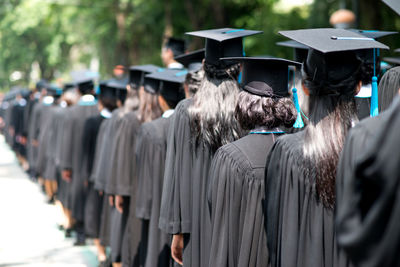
[0,0,399,93]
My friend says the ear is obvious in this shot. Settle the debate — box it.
[354,80,362,96]
[302,81,310,96]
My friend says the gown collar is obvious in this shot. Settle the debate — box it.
[162,109,175,118]
[249,126,285,135]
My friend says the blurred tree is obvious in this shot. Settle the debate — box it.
[0,0,399,93]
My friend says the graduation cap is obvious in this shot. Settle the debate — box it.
[107,80,128,103]
[174,49,205,72]
[222,56,305,128]
[165,37,186,57]
[47,84,63,97]
[221,57,300,97]
[382,0,400,15]
[63,82,76,92]
[76,78,94,94]
[277,40,309,63]
[280,28,390,117]
[129,64,162,89]
[186,28,262,67]
[36,79,48,92]
[145,69,186,103]
[98,81,117,99]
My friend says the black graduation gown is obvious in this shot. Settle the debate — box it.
[53,106,69,205]
[43,106,63,181]
[134,116,175,267]
[264,131,352,267]
[10,100,27,155]
[107,111,141,263]
[336,96,400,267]
[59,101,98,221]
[208,133,281,267]
[94,109,123,192]
[27,103,44,176]
[82,114,106,238]
[93,109,123,247]
[36,104,56,178]
[159,99,214,267]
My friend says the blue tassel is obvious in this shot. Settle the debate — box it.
[370,48,379,117]
[370,76,379,117]
[292,87,304,128]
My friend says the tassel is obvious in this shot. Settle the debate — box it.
[370,76,379,117]
[370,48,379,117]
[292,87,304,128]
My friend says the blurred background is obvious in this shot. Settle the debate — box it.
[0,0,399,91]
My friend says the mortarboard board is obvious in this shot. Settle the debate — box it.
[129,64,162,89]
[221,57,301,97]
[279,28,388,82]
[277,40,309,63]
[383,57,400,65]
[382,0,400,16]
[186,28,262,67]
[349,29,398,39]
[174,49,205,72]
[76,78,94,94]
[145,69,186,103]
[165,37,186,57]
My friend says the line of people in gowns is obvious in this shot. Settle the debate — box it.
[2,18,400,267]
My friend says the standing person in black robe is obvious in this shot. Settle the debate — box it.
[159,28,262,267]
[207,57,299,267]
[82,82,118,266]
[27,84,48,180]
[135,69,188,267]
[264,28,388,267]
[59,79,99,246]
[54,85,80,237]
[36,86,64,203]
[336,66,400,267]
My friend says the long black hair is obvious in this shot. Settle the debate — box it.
[188,62,243,152]
[235,90,297,131]
[302,64,361,209]
[378,66,400,112]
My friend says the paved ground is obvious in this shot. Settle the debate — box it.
[0,136,98,267]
